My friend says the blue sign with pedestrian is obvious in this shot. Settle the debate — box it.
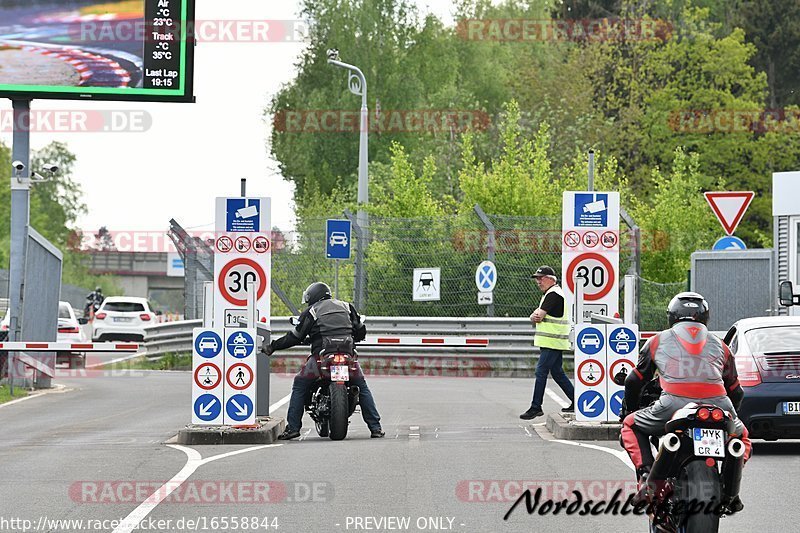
[608,327,636,354]
[574,193,609,227]
[713,235,746,251]
[226,394,253,422]
[326,219,352,260]
[610,390,625,417]
[194,331,222,358]
[194,394,221,422]
[226,198,261,232]
[577,327,605,355]
[227,331,254,358]
[578,390,605,418]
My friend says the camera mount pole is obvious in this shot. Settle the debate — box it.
[7,100,32,395]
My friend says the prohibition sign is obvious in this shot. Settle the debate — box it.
[582,231,599,248]
[564,231,580,248]
[194,362,221,390]
[577,358,605,387]
[226,363,254,390]
[253,236,270,253]
[216,236,233,253]
[235,236,252,253]
[610,359,635,383]
[601,231,618,248]
[566,252,615,301]
[218,257,268,306]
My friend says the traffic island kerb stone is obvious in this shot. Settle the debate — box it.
[546,412,621,441]
[177,417,286,445]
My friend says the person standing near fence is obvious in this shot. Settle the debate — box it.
[520,266,575,420]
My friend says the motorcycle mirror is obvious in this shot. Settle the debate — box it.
[289,316,300,326]
[360,314,367,323]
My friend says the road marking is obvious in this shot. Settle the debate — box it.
[545,387,570,408]
[552,439,635,472]
[86,352,145,368]
[112,393,292,533]
[0,384,68,410]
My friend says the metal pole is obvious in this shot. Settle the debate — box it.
[588,149,595,192]
[241,178,246,198]
[9,100,32,395]
[334,259,339,299]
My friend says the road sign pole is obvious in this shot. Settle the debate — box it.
[202,281,214,328]
[574,273,585,324]
[334,259,339,299]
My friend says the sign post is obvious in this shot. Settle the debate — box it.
[562,192,620,321]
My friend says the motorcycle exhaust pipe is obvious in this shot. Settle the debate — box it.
[649,433,682,482]
[722,439,745,502]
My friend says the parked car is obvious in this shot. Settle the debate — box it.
[92,297,157,342]
[1,302,88,368]
[723,315,800,440]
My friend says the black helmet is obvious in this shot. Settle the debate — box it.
[667,292,709,327]
[302,282,331,306]
[95,286,103,292]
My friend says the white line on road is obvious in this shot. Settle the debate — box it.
[552,439,635,472]
[112,393,292,533]
[0,384,68,410]
[545,387,570,408]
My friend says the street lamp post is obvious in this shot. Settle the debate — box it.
[328,50,369,310]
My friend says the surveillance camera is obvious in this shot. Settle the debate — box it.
[42,163,59,174]
[327,48,340,61]
[12,160,25,172]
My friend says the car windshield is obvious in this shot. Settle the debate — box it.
[745,326,800,353]
[103,302,145,312]
[58,305,72,319]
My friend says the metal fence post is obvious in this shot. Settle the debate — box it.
[473,204,496,317]
[345,210,366,312]
[620,206,641,325]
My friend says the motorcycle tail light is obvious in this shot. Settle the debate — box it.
[711,408,724,422]
[697,407,710,421]
[333,354,346,363]
[95,313,106,320]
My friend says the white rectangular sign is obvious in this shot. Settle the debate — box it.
[223,328,257,426]
[192,328,225,425]
[214,197,272,330]
[562,191,620,321]
[413,268,441,301]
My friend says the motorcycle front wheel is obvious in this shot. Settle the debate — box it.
[329,383,349,441]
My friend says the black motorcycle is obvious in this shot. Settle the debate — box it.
[615,372,745,533]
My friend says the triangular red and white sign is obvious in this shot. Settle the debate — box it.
[704,191,754,235]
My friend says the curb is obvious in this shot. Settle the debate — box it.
[546,412,621,441]
[177,417,286,445]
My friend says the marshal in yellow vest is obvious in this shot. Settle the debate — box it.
[533,285,572,351]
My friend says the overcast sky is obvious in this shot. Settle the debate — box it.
[0,0,461,237]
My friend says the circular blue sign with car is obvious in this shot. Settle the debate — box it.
[194,331,222,358]
[226,331,254,358]
[576,327,604,355]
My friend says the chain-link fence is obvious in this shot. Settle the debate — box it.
[639,277,689,331]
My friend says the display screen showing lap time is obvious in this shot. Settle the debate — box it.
[0,0,194,102]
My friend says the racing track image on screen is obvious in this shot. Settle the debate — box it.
[0,0,194,102]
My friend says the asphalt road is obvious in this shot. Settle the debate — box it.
[0,371,796,533]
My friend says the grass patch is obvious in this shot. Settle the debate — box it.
[105,353,192,371]
[0,385,29,404]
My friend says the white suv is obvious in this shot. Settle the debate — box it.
[92,297,157,342]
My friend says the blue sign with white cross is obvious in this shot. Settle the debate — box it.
[574,193,609,227]
[475,261,497,292]
[610,390,625,417]
[578,390,605,418]
[326,219,352,260]
[194,394,221,422]
[226,198,261,232]
[226,394,253,422]
[226,331,254,358]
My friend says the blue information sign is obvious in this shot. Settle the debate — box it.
[326,219,352,260]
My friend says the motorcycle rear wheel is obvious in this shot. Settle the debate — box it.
[676,460,721,533]
[329,383,349,441]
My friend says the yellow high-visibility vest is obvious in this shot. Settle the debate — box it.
[534,284,571,351]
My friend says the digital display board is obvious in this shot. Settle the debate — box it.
[0,0,195,102]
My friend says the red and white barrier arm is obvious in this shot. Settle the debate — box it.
[0,342,140,352]
[362,336,489,347]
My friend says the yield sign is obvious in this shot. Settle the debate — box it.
[704,191,754,235]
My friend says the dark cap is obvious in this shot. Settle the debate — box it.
[532,265,557,278]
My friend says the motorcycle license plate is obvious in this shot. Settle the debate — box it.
[783,401,800,415]
[331,365,349,382]
[692,428,725,458]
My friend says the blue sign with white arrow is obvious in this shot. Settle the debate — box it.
[194,394,221,422]
[226,394,253,422]
[226,331,254,358]
[713,235,746,251]
[578,390,605,418]
[576,327,605,355]
[608,327,636,355]
[610,390,625,417]
[326,219,352,260]
[194,331,222,358]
